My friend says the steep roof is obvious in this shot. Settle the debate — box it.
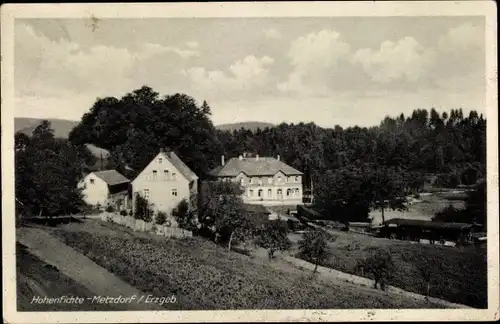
[93,170,130,186]
[208,156,303,177]
[164,151,198,182]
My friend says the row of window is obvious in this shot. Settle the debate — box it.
[239,175,300,185]
[248,188,301,198]
[142,188,177,199]
[150,170,177,181]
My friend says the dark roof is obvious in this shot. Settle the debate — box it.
[208,156,303,177]
[93,170,130,186]
[384,218,477,230]
[243,203,271,214]
[165,151,198,181]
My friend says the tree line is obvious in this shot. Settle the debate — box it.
[15,86,487,226]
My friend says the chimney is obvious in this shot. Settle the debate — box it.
[256,154,259,161]
[221,155,225,166]
[277,154,280,161]
[159,148,164,153]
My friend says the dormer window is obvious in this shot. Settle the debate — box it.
[90,178,95,184]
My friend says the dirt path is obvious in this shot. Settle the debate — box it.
[17,226,162,310]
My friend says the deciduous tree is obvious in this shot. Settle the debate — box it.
[257,220,292,260]
[298,229,332,273]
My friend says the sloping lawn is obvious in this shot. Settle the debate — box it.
[48,220,440,309]
[295,230,487,308]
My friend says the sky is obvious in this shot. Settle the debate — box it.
[14,16,486,128]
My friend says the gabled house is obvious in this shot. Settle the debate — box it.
[131,149,198,221]
[78,170,130,211]
[207,153,304,207]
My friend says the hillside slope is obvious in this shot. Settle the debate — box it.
[46,219,440,310]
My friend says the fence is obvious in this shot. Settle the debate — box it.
[101,213,193,238]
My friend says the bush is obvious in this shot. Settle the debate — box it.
[172,199,197,230]
[120,210,127,216]
[156,211,167,225]
[357,248,395,291]
[256,221,292,260]
[298,230,333,273]
[134,194,154,221]
[105,205,115,213]
[433,204,468,223]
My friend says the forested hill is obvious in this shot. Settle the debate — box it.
[15,118,274,139]
[15,118,79,139]
[216,122,275,132]
[15,85,486,225]
[217,110,485,181]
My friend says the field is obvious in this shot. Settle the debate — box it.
[294,229,487,308]
[41,219,441,309]
[368,192,467,225]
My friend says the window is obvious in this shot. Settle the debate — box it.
[249,177,253,184]
[268,189,272,197]
[277,176,282,183]
[159,157,163,164]
[267,177,272,184]
[286,189,291,197]
[295,188,300,196]
[258,189,263,197]
[172,189,178,197]
[172,172,177,180]
[239,178,244,185]
[90,178,95,184]
[144,189,150,199]
[152,170,157,180]
[295,176,299,182]
[258,178,263,186]
[164,170,169,180]
[249,189,254,197]
[277,189,283,198]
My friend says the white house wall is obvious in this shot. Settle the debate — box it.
[132,152,192,216]
[79,173,110,207]
[231,171,303,206]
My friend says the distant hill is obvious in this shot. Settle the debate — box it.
[15,117,79,139]
[216,121,274,132]
[14,117,110,162]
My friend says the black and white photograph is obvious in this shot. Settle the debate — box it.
[1,2,498,323]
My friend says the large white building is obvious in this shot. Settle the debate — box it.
[131,149,198,220]
[208,154,303,207]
